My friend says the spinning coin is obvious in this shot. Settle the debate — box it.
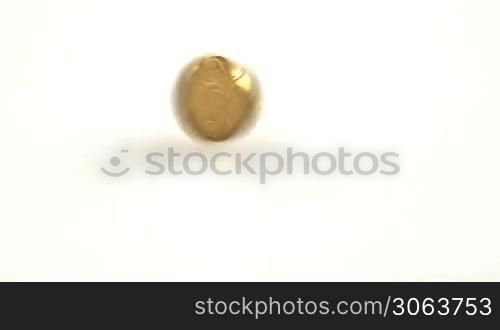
[174,55,261,141]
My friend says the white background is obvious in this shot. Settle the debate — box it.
[1,0,499,281]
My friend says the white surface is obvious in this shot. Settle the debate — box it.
[1,0,499,281]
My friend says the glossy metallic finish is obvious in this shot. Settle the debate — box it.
[174,55,261,141]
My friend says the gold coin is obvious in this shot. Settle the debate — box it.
[174,55,261,141]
